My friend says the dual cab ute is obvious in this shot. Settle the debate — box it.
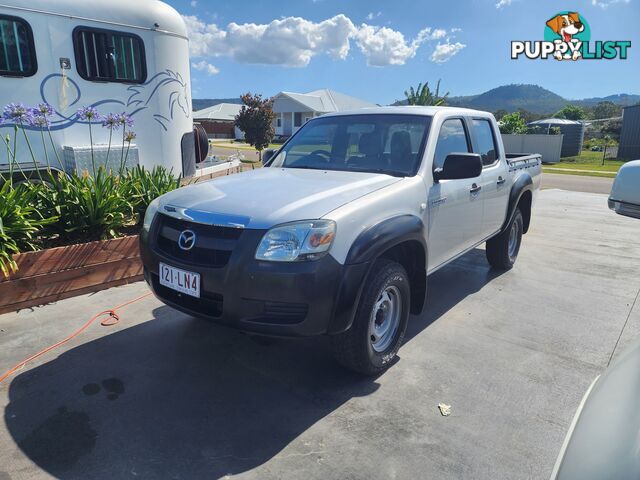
[140,107,541,374]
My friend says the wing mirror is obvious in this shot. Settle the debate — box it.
[609,160,640,219]
[433,153,483,182]
[262,148,277,166]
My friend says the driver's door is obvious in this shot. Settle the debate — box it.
[425,118,484,271]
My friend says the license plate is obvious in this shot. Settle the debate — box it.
[159,262,200,298]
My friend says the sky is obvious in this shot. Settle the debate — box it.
[165,0,640,104]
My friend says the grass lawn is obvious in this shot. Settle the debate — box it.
[542,168,618,179]
[543,150,625,177]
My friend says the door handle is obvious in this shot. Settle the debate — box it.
[497,176,506,185]
[470,183,482,194]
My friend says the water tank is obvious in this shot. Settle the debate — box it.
[528,118,585,157]
[618,105,640,161]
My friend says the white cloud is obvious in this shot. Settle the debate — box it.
[191,60,220,75]
[184,14,356,67]
[495,0,512,8]
[366,12,382,21]
[184,14,463,68]
[430,42,466,63]
[190,0,197,6]
[592,0,630,7]
[354,26,451,66]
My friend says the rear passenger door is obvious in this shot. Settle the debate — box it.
[427,118,484,270]
[471,118,510,239]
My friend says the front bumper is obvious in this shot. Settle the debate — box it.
[140,217,369,337]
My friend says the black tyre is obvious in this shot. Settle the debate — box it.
[331,259,410,375]
[486,207,524,270]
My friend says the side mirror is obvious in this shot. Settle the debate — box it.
[609,160,640,219]
[434,153,483,182]
[262,148,276,165]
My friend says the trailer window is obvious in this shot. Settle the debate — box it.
[0,15,36,77]
[73,27,146,83]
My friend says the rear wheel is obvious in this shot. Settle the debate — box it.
[331,259,410,375]
[486,207,523,270]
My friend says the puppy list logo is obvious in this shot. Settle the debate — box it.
[512,11,631,61]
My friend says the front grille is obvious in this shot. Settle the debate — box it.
[155,214,242,268]
[151,274,223,317]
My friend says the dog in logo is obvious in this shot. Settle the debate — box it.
[546,12,585,61]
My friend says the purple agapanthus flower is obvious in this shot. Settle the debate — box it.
[117,112,134,128]
[3,103,33,123]
[30,115,50,128]
[102,113,120,130]
[77,106,100,121]
[34,103,54,117]
[124,131,137,143]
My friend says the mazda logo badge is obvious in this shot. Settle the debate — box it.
[178,230,196,251]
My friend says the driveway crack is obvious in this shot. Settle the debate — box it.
[607,287,640,367]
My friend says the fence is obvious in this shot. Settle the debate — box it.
[501,134,564,164]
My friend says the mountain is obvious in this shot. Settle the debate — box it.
[574,94,640,108]
[192,98,242,112]
[447,84,640,114]
[447,84,567,114]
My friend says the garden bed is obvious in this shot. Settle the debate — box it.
[0,235,143,315]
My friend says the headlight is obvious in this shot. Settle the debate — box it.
[255,220,336,262]
[143,197,160,232]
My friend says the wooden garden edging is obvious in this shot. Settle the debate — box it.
[0,235,143,315]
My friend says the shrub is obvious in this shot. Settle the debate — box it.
[37,169,133,243]
[499,112,528,134]
[123,165,180,224]
[0,182,54,276]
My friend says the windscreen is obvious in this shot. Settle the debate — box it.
[270,114,432,176]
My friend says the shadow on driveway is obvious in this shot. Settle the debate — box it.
[4,249,502,479]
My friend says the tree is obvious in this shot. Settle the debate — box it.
[494,109,508,121]
[591,101,622,120]
[234,93,276,160]
[404,80,449,106]
[554,104,587,120]
[498,112,528,134]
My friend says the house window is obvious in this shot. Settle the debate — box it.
[277,117,282,127]
[0,15,37,77]
[73,26,146,83]
[294,112,302,127]
[305,116,311,123]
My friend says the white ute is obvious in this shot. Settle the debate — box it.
[140,107,542,374]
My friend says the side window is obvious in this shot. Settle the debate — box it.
[73,27,146,83]
[0,15,37,77]
[433,118,470,169]
[473,119,499,166]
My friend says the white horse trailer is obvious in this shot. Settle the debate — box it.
[0,0,230,181]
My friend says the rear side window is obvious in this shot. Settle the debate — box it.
[433,118,470,169]
[73,27,146,83]
[473,119,499,166]
[0,15,36,77]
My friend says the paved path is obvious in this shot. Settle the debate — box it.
[1,190,639,480]
[542,172,614,194]
[544,167,616,175]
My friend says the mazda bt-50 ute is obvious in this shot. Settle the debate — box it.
[140,107,542,374]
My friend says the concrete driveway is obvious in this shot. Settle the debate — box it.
[1,189,639,480]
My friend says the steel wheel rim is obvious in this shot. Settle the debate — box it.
[369,285,402,353]
[508,219,521,261]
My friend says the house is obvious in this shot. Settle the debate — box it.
[193,103,243,139]
[272,89,376,136]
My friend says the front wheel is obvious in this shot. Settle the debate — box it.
[486,207,524,270]
[331,259,410,375]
